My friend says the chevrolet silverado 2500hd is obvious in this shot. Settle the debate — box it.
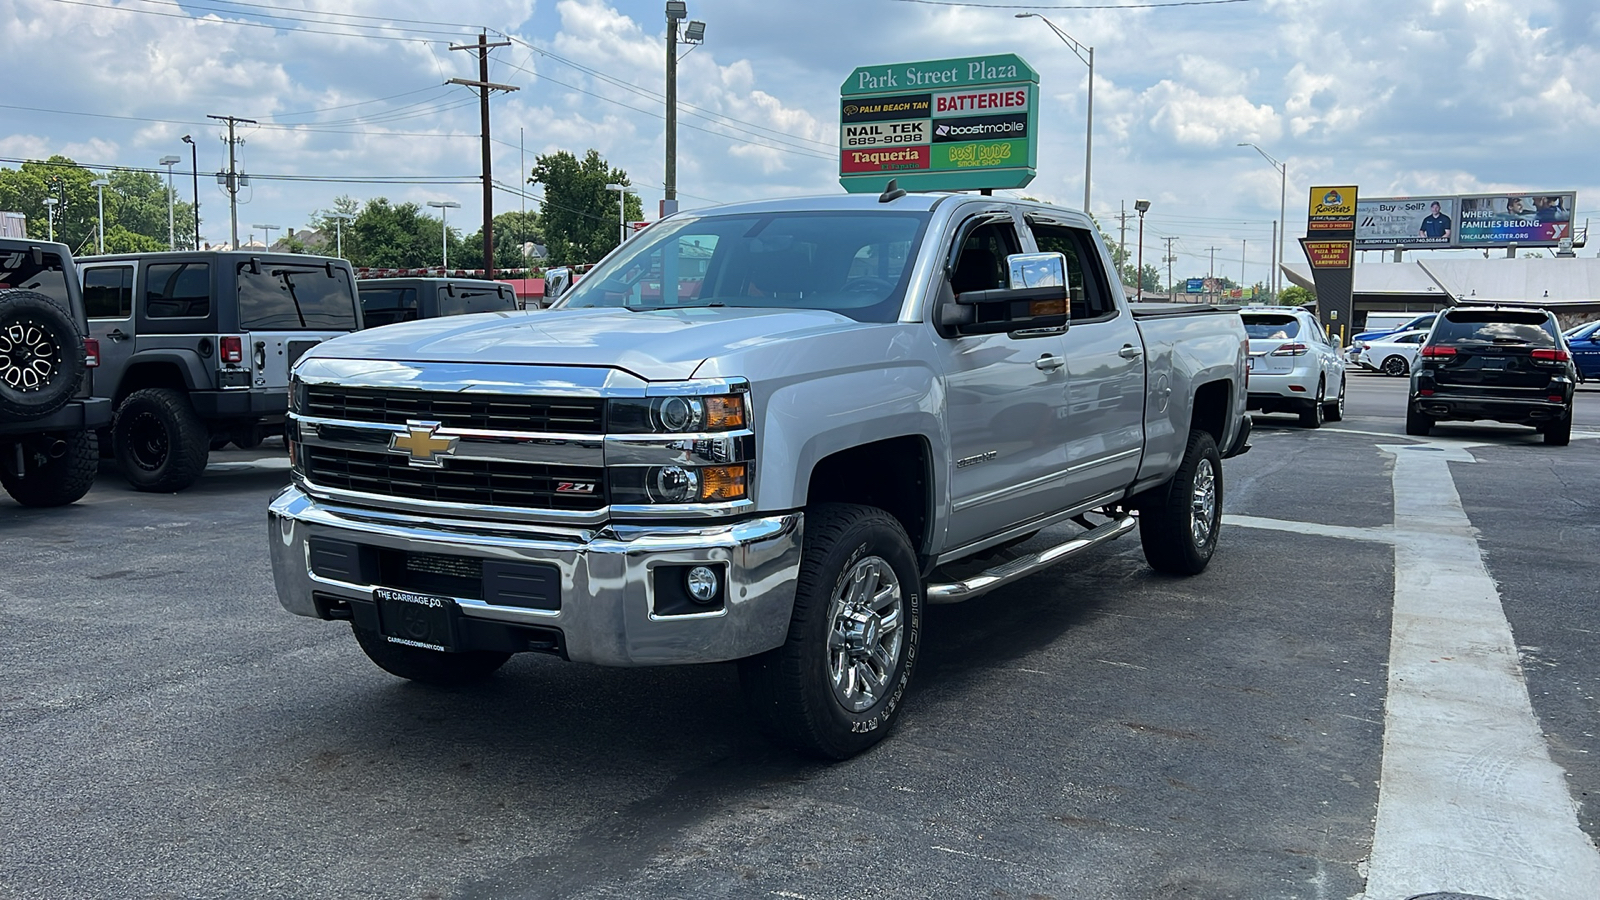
[268,192,1250,758]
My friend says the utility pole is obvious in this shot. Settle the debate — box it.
[450,32,517,280]
[1163,237,1178,300]
[1205,245,1221,303]
[1241,239,1247,297]
[207,114,255,250]
[1117,200,1129,271]
[1270,221,1277,301]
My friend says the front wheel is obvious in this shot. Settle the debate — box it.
[1138,430,1223,576]
[0,430,97,507]
[738,503,923,760]
[351,625,511,686]
[1382,356,1410,377]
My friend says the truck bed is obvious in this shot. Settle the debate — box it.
[1128,302,1242,318]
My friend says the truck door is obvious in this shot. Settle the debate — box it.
[82,262,137,400]
[1025,216,1144,502]
[938,211,1074,551]
[235,262,360,392]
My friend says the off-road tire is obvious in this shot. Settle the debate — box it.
[113,388,210,493]
[738,503,923,760]
[1544,412,1572,446]
[1138,430,1223,576]
[351,625,511,686]
[1325,377,1346,422]
[1382,356,1410,377]
[0,289,85,422]
[1405,406,1433,437]
[0,430,97,507]
[1298,379,1325,428]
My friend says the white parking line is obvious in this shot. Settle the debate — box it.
[1360,442,1600,899]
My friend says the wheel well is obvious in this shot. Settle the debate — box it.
[114,362,189,406]
[1191,380,1231,444]
[806,436,932,558]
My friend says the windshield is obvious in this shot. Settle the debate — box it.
[1433,311,1557,347]
[1241,314,1300,340]
[559,211,931,323]
[238,263,359,330]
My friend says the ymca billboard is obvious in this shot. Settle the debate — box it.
[1356,192,1577,250]
[840,54,1039,193]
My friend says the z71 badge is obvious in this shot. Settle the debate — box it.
[555,481,597,494]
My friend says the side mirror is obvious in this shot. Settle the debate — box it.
[937,252,1070,336]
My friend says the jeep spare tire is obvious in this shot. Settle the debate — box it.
[0,289,85,423]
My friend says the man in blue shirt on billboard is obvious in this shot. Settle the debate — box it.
[1418,202,1451,240]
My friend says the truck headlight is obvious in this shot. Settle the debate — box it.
[611,464,747,504]
[608,394,746,433]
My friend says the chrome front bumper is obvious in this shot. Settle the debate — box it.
[267,486,803,666]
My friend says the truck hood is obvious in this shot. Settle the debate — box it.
[311,307,868,381]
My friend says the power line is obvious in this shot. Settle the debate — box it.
[265,85,454,119]
[885,0,1255,8]
[38,0,454,43]
[0,156,477,184]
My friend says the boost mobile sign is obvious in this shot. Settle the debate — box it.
[840,54,1039,193]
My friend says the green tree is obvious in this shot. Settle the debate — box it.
[527,149,642,265]
[0,158,198,254]
[1279,284,1314,306]
[304,197,460,269]
[459,210,544,271]
[105,169,197,250]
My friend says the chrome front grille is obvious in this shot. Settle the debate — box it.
[304,385,605,434]
[304,446,605,511]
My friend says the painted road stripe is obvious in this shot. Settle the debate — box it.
[1361,442,1600,899]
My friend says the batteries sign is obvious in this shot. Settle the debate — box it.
[840,54,1038,193]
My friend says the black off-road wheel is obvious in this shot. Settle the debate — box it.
[1298,378,1325,428]
[0,430,97,507]
[0,289,85,422]
[1325,377,1346,422]
[1544,412,1572,446]
[1137,430,1223,576]
[113,388,210,493]
[738,503,923,760]
[1405,406,1433,437]
[351,625,511,686]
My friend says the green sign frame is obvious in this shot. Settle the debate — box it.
[839,54,1039,194]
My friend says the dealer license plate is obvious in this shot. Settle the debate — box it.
[375,587,460,652]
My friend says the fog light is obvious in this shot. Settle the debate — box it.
[686,566,719,604]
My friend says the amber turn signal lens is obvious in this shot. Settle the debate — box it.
[1030,299,1066,317]
[705,394,745,429]
[697,464,747,501]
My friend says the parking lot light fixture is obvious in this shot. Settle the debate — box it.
[91,178,110,254]
[159,155,181,248]
[426,200,461,269]
[1238,142,1286,300]
[1017,12,1093,214]
[1134,199,1151,301]
[43,197,58,242]
[253,223,280,250]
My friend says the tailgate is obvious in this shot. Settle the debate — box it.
[251,330,347,390]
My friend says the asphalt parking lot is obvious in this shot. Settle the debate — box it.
[2,373,1597,900]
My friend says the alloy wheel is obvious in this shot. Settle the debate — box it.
[1190,458,1217,548]
[826,555,905,713]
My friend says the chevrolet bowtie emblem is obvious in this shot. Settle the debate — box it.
[390,421,457,467]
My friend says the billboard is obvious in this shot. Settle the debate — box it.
[1356,197,1456,248]
[1356,192,1577,249]
[840,55,1038,193]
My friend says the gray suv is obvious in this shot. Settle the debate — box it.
[80,251,361,492]
[0,239,113,506]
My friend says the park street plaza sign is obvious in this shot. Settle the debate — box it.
[840,54,1039,194]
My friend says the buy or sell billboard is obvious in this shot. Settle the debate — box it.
[1356,192,1577,249]
[840,54,1038,193]
[1356,197,1457,248]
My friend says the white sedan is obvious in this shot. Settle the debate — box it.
[1356,329,1428,376]
[1241,307,1347,428]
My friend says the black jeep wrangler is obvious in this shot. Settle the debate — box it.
[80,251,361,492]
[357,277,519,327]
[0,238,113,506]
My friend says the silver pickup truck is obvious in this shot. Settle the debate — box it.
[268,192,1250,758]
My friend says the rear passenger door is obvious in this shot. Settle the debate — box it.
[81,262,138,399]
[1026,215,1145,503]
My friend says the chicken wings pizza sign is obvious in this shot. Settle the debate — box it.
[840,55,1039,193]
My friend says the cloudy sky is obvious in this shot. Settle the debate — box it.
[2,0,1595,280]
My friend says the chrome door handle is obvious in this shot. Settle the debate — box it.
[1119,344,1143,359]
[1034,354,1065,371]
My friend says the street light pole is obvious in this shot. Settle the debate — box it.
[1134,199,1150,301]
[427,200,461,269]
[1238,142,1287,300]
[253,223,279,250]
[331,214,353,258]
[90,178,109,255]
[181,134,200,248]
[606,183,633,246]
[43,198,57,242]
[1017,13,1094,214]
[663,3,705,218]
[159,155,181,249]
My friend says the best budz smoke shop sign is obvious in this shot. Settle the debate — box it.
[840,54,1039,193]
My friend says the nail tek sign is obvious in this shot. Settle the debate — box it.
[840,54,1039,193]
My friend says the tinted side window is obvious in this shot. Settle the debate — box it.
[145,262,211,318]
[360,288,419,327]
[84,266,133,319]
[1028,222,1109,319]
[439,287,517,317]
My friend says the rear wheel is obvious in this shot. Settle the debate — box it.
[113,388,210,493]
[1324,376,1345,422]
[1298,379,1325,428]
[351,625,511,686]
[1138,430,1222,576]
[0,430,97,507]
[739,503,923,760]
[1382,356,1410,376]
[1544,412,1572,446]
[1405,405,1433,436]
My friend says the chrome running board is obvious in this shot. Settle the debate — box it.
[925,515,1137,605]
